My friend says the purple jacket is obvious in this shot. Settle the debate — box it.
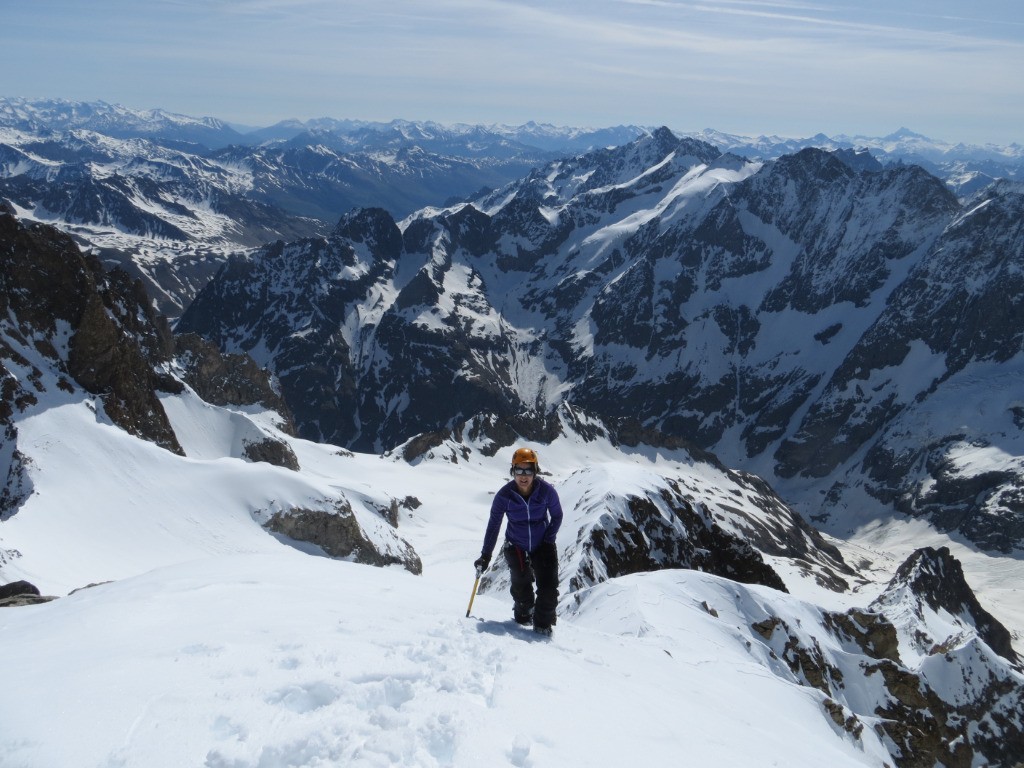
[482,477,563,556]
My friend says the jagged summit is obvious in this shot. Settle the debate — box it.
[874,546,1017,663]
[884,126,932,142]
[332,206,404,259]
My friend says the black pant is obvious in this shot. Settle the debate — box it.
[504,541,559,629]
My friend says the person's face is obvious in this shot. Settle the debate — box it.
[512,463,536,493]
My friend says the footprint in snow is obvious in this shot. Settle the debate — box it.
[264,681,340,713]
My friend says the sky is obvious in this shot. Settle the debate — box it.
[4,0,1024,144]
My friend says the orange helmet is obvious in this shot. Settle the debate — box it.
[511,447,539,472]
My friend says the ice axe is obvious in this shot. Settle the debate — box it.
[465,566,482,617]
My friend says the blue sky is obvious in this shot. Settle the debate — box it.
[5,0,1024,144]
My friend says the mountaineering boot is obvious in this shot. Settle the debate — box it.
[533,625,553,637]
[513,603,534,625]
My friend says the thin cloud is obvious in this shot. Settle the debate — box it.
[1,0,1022,143]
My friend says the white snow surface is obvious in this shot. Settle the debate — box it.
[1,392,1020,767]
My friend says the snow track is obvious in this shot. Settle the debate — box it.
[1,550,893,768]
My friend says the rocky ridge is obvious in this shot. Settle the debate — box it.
[748,545,1024,768]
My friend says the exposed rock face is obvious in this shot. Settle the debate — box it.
[0,204,183,454]
[570,482,788,593]
[711,469,853,591]
[751,547,1023,768]
[872,546,1017,664]
[0,579,54,607]
[0,594,54,607]
[0,427,32,520]
[173,333,295,429]
[239,437,300,471]
[261,500,422,575]
[0,579,39,599]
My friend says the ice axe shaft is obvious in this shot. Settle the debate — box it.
[465,567,482,617]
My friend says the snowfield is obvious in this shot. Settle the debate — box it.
[2,553,894,768]
[1,393,1021,767]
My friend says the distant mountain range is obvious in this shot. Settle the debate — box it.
[694,126,1024,198]
[5,96,1021,159]
[0,97,650,153]
[5,96,1020,165]
[3,97,1022,317]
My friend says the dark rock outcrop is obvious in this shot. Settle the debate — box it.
[572,485,788,593]
[872,546,1017,664]
[240,437,300,471]
[0,579,55,607]
[173,333,295,431]
[262,501,422,575]
[1,206,182,454]
[0,579,39,599]
[753,546,1024,768]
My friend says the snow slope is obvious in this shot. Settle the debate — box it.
[3,389,1022,767]
[2,553,900,768]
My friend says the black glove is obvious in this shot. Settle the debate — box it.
[474,554,491,572]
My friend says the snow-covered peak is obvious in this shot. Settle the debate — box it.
[872,546,1018,664]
